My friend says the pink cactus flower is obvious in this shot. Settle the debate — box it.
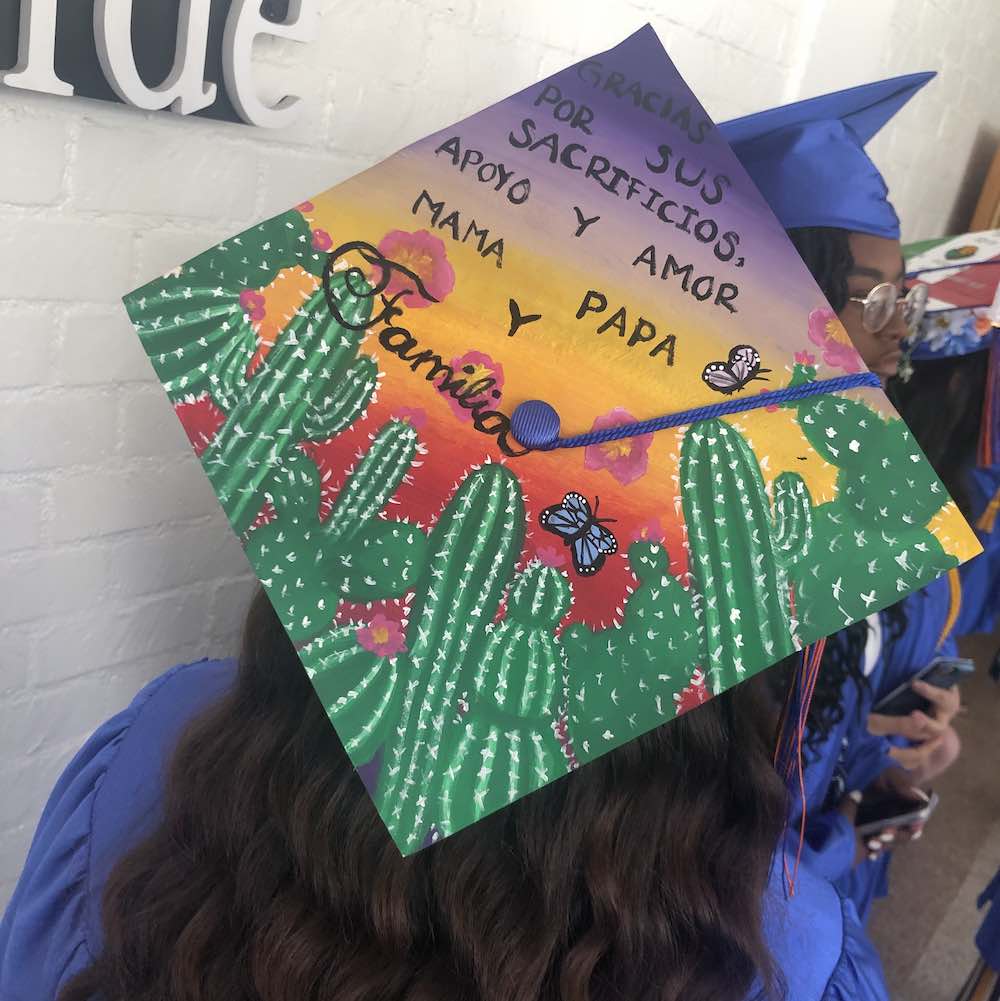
[297,200,315,212]
[356,613,407,658]
[311,228,333,252]
[446,351,504,422]
[794,350,817,366]
[394,407,428,430]
[807,308,864,373]
[238,288,266,324]
[630,518,666,544]
[536,545,568,569]
[376,229,455,309]
[583,408,653,486]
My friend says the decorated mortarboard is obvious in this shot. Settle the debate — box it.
[718,73,935,239]
[121,25,979,854]
[902,230,1000,470]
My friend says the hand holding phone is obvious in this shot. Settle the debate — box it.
[855,788,938,838]
[872,656,973,717]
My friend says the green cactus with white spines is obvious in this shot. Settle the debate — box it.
[197,274,375,536]
[436,561,570,834]
[563,541,702,761]
[246,420,428,642]
[124,208,333,403]
[680,419,798,693]
[303,625,405,763]
[772,472,813,569]
[376,463,525,850]
[784,363,957,628]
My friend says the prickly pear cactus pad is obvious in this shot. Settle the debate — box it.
[120,25,980,853]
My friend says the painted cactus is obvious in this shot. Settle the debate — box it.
[303,624,404,764]
[198,274,376,535]
[563,541,702,761]
[246,419,428,642]
[785,363,957,627]
[376,463,526,850]
[436,561,570,835]
[680,419,799,692]
[124,208,336,407]
[772,472,813,570]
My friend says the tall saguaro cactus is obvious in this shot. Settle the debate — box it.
[198,274,376,535]
[377,463,525,850]
[680,419,799,691]
[436,561,570,835]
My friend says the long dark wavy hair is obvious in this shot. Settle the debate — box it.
[58,588,792,1001]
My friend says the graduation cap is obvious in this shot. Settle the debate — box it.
[121,26,978,854]
[718,73,936,239]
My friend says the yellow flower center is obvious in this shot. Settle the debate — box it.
[602,439,632,459]
[464,363,494,384]
[394,248,435,280]
[372,625,390,646]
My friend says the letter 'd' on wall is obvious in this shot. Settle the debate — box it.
[0,0,319,126]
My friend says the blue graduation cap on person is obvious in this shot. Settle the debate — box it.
[719,73,935,239]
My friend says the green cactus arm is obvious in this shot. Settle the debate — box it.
[771,472,813,568]
[124,286,255,410]
[681,420,793,693]
[185,209,327,287]
[301,356,379,442]
[338,519,430,603]
[436,715,565,837]
[377,464,525,850]
[303,626,404,764]
[200,275,372,535]
[323,419,419,547]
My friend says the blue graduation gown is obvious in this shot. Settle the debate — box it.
[836,574,958,922]
[977,868,1000,971]
[0,659,888,1001]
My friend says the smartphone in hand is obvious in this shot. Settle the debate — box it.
[855,789,939,837]
[872,657,974,717]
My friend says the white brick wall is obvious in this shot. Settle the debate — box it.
[1,0,998,907]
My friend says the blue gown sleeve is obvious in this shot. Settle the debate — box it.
[0,658,235,1001]
[977,867,1000,971]
[821,895,891,1001]
[763,856,889,1001]
[0,700,134,1000]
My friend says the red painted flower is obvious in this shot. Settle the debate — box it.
[356,613,407,658]
[807,308,864,373]
[311,228,333,252]
[674,668,711,717]
[297,200,315,212]
[794,350,816,366]
[173,393,226,456]
[536,544,568,568]
[630,518,666,545]
[238,288,266,324]
[446,351,504,422]
[377,229,455,309]
[394,406,428,430]
[583,408,653,486]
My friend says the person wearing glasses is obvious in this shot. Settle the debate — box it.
[720,73,963,927]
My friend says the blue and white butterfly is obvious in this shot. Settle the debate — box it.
[539,492,618,576]
[702,344,771,395]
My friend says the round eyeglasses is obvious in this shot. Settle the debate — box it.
[847,281,929,335]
